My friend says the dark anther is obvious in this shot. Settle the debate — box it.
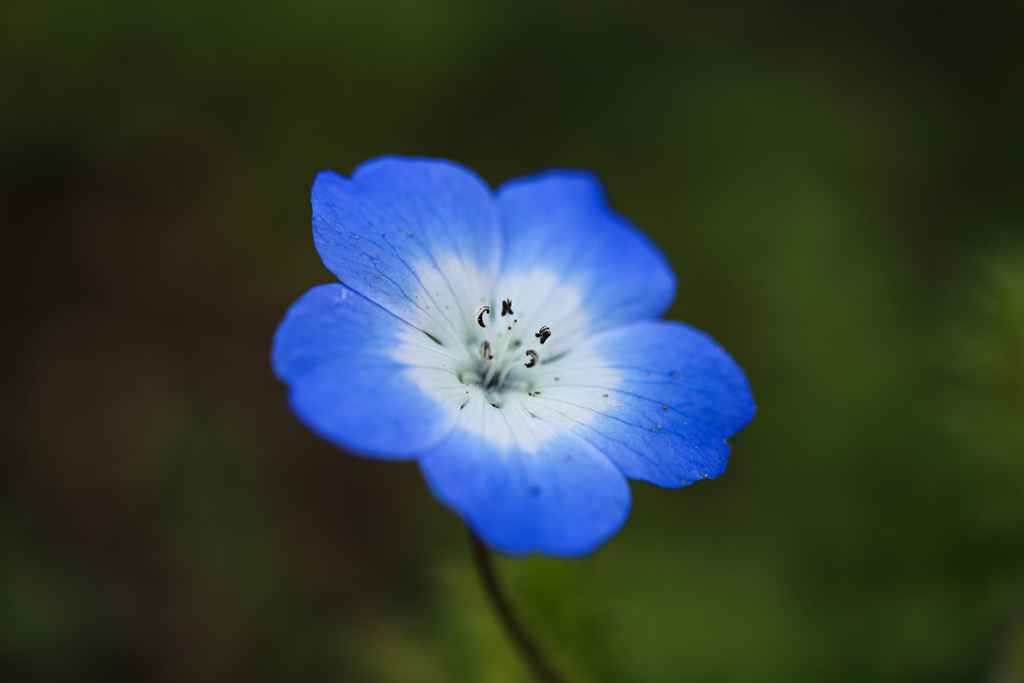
[534,325,551,344]
[501,297,513,316]
[475,305,490,328]
[479,341,492,361]
[524,350,539,368]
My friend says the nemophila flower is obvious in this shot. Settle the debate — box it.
[272,156,754,557]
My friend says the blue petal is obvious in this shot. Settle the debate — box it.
[272,284,462,458]
[418,409,631,557]
[528,320,755,488]
[497,171,676,331]
[312,156,502,343]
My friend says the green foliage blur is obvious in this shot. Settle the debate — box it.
[2,1,1023,681]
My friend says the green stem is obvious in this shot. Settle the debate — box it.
[467,529,567,683]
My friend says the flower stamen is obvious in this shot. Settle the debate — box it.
[467,296,554,390]
[475,305,490,328]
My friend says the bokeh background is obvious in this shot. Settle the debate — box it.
[3,1,1024,681]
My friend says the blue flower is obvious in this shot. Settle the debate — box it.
[272,156,755,557]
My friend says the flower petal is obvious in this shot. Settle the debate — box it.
[496,171,676,332]
[527,320,755,488]
[312,156,502,345]
[272,284,465,458]
[418,399,631,556]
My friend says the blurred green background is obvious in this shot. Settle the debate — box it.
[2,1,1024,681]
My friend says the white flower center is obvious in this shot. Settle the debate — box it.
[457,298,553,399]
[391,255,622,453]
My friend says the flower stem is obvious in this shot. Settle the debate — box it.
[467,529,567,683]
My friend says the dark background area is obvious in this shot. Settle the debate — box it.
[2,1,1024,681]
